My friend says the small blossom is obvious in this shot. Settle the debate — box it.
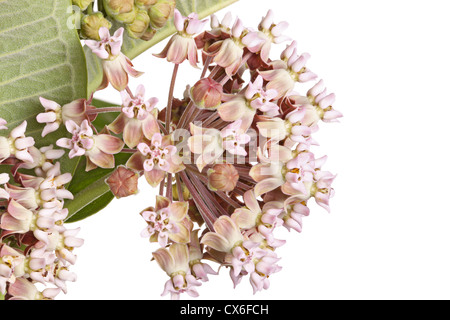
[154,9,207,67]
[153,243,202,300]
[188,230,218,282]
[218,76,278,130]
[108,84,159,148]
[249,10,291,62]
[0,245,25,295]
[85,27,143,91]
[0,121,35,163]
[7,278,61,300]
[37,98,94,137]
[231,190,284,243]
[221,120,251,156]
[206,17,263,77]
[0,118,7,130]
[56,120,124,171]
[260,41,317,99]
[140,196,191,247]
[127,133,185,187]
[201,216,243,253]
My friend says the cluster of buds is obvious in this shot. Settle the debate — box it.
[0,120,83,300]
[31,7,340,300]
[75,0,175,41]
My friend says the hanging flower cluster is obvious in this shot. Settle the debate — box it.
[0,120,83,300]
[10,6,341,300]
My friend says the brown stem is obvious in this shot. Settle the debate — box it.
[177,100,195,130]
[179,171,216,231]
[188,172,230,218]
[166,174,173,201]
[85,107,122,115]
[159,176,166,196]
[200,56,213,79]
[166,64,179,132]
[175,173,184,202]
[125,86,135,99]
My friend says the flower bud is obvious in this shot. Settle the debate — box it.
[140,27,157,41]
[135,0,157,10]
[104,0,138,24]
[72,0,94,11]
[81,12,112,40]
[207,164,239,192]
[148,0,175,29]
[125,8,151,39]
[190,78,223,110]
[106,166,139,199]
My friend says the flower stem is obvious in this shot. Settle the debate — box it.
[166,64,179,132]
[166,174,173,201]
[200,56,212,79]
[85,107,122,115]
[179,171,216,231]
[175,173,184,202]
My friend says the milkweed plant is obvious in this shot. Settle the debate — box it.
[0,0,341,300]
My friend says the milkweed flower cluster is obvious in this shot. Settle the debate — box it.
[0,120,83,300]
[15,6,340,300]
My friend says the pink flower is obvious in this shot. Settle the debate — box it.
[7,278,60,300]
[127,133,185,187]
[188,230,217,282]
[0,245,25,295]
[57,120,124,171]
[0,121,35,163]
[20,144,65,175]
[249,10,291,62]
[108,84,160,148]
[312,171,336,212]
[140,196,191,247]
[37,98,95,137]
[282,152,315,196]
[221,120,251,156]
[281,197,310,233]
[0,118,7,130]
[153,243,202,300]
[207,16,263,76]
[232,190,284,244]
[260,41,317,99]
[201,216,244,253]
[188,124,224,172]
[154,9,207,67]
[86,27,143,91]
[218,76,278,130]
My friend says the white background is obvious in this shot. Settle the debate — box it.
[61,0,450,300]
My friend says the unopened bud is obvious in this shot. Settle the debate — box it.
[104,0,138,23]
[148,0,175,29]
[190,78,223,110]
[135,0,157,10]
[103,0,134,14]
[106,166,139,199]
[81,12,112,40]
[140,27,157,41]
[207,164,239,192]
[72,0,94,11]
[125,9,151,39]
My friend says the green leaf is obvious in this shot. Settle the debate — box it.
[0,0,88,146]
[86,0,239,94]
